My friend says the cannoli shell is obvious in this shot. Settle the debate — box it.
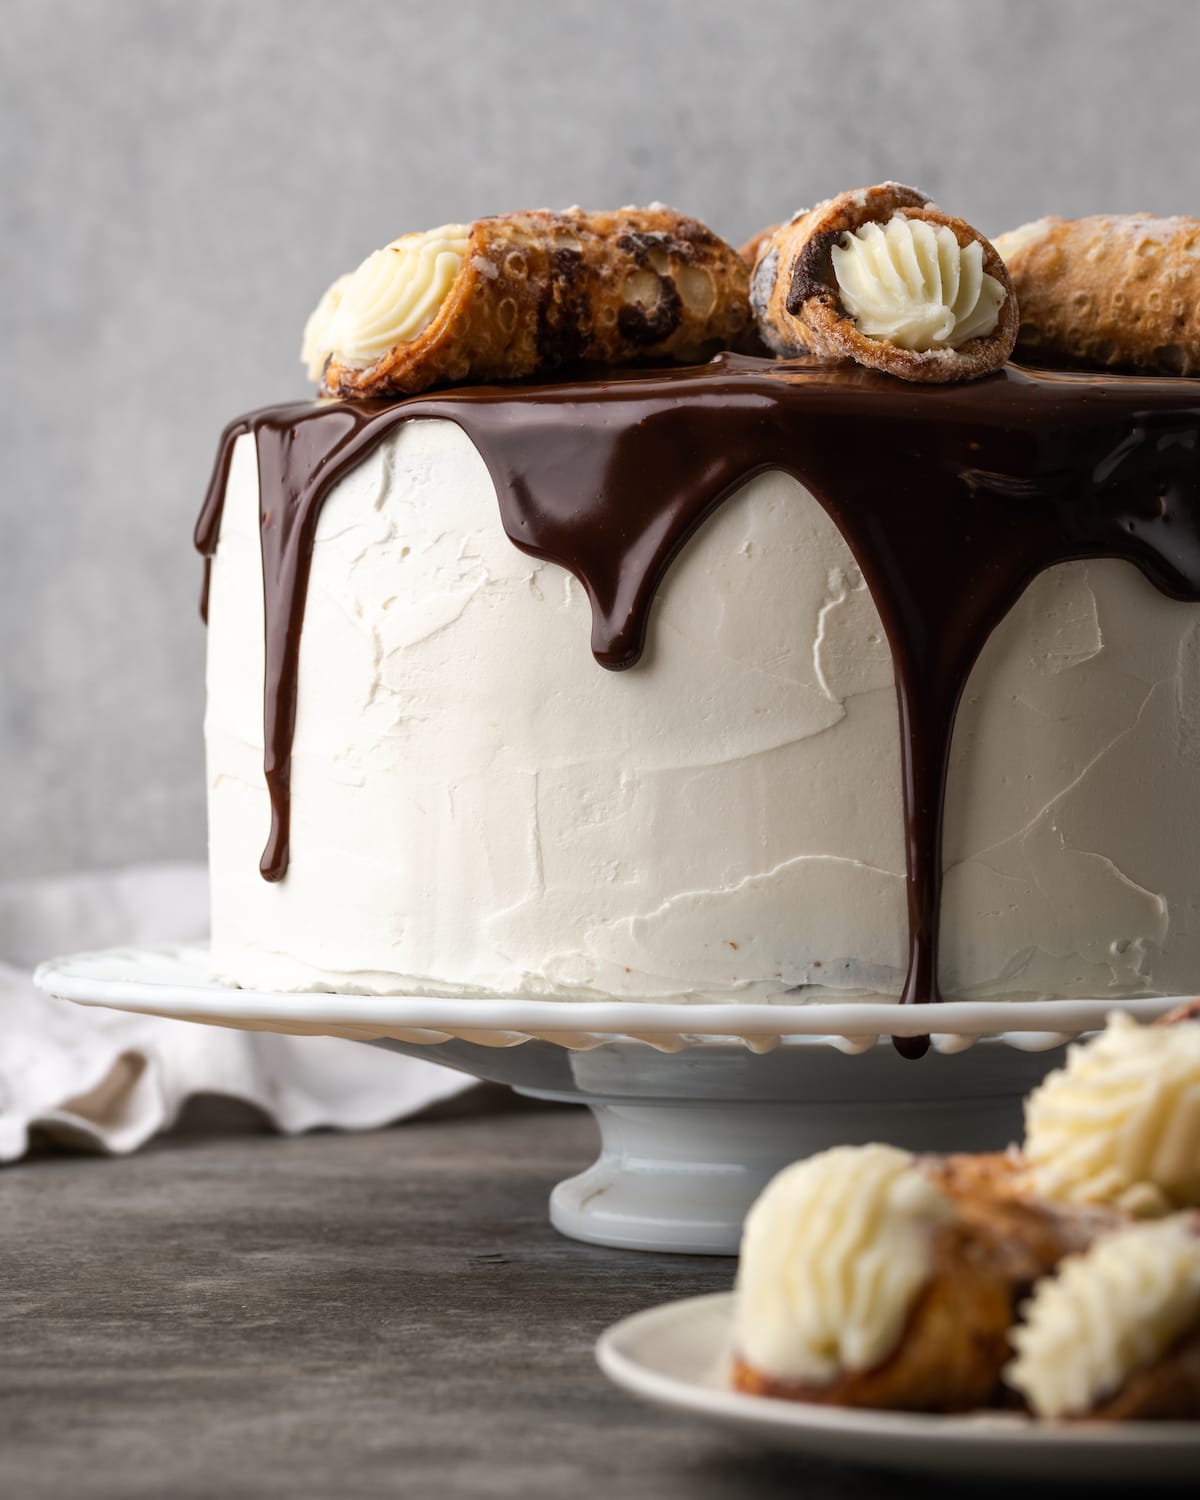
[1088,1323,1200,1421]
[322,207,751,398]
[731,1153,1115,1413]
[738,223,779,270]
[1155,998,1200,1026]
[748,182,1018,383]
[731,1216,1017,1412]
[996,214,1200,376]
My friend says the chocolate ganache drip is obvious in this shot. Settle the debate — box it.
[196,355,1200,1036]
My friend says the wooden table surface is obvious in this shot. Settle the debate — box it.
[0,1092,1076,1499]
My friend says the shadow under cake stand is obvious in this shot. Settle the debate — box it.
[34,945,1181,1255]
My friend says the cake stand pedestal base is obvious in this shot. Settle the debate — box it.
[374,1035,1064,1255]
[44,945,1166,1257]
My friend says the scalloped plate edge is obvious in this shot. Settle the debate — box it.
[33,943,1191,1054]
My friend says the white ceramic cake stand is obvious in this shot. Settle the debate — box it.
[33,945,1188,1255]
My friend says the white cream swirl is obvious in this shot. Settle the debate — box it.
[830,215,1006,351]
[991,218,1053,265]
[300,273,352,382]
[1006,1216,1200,1417]
[1023,1012,1200,1216]
[734,1144,954,1383]
[302,224,471,378]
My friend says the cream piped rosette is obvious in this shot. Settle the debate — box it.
[304,206,752,398]
[991,218,1053,265]
[300,272,353,383]
[831,216,1007,351]
[746,181,1018,383]
[1022,1012,1200,1216]
[303,227,470,382]
[729,1144,1103,1412]
[734,1144,954,1385]
[1006,1216,1200,1419]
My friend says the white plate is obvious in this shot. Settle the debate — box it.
[31,943,1189,1053]
[596,1292,1200,1482]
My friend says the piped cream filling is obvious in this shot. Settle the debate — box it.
[734,1144,954,1383]
[831,215,1006,351]
[992,219,1053,264]
[301,224,471,377]
[300,273,352,382]
[1006,1217,1200,1418]
[1022,1012,1200,1216]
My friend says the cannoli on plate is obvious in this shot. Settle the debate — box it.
[731,1011,1200,1418]
[730,1143,1109,1412]
[1006,1216,1200,1420]
[1021,1011,1200,1218]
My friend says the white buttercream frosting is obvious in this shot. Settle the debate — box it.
[1023,1013,1200,1215]
[734,1145,954,1383]
[305,225,470,376]
[831,215,1006,350]
[1006,1216,1200,1417]
[205,419,1200,1002]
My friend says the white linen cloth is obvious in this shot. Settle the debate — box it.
[0,863,472,1162]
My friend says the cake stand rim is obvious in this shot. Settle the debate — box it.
[32,942,1190,1054]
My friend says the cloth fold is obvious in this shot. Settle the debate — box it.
[0,864,472,1162]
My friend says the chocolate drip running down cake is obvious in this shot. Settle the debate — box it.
[198,192,1200,1035]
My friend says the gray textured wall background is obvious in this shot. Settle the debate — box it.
[4,0,1200,878]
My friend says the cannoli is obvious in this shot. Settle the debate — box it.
[300,271,354,382]
[303,207,752,398]
[1006,1216,1200,1420]
[746,182,1018,383]
[731,1144,1106,1412]
[737,224,778,270]
[993,214,1200,375]
[1158,998,1200,1026]
[1021,1011,1200,1217]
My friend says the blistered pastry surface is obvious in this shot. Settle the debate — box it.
[747,182,1018,382]
[996,212,1200,374]
[315,207,751,398]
